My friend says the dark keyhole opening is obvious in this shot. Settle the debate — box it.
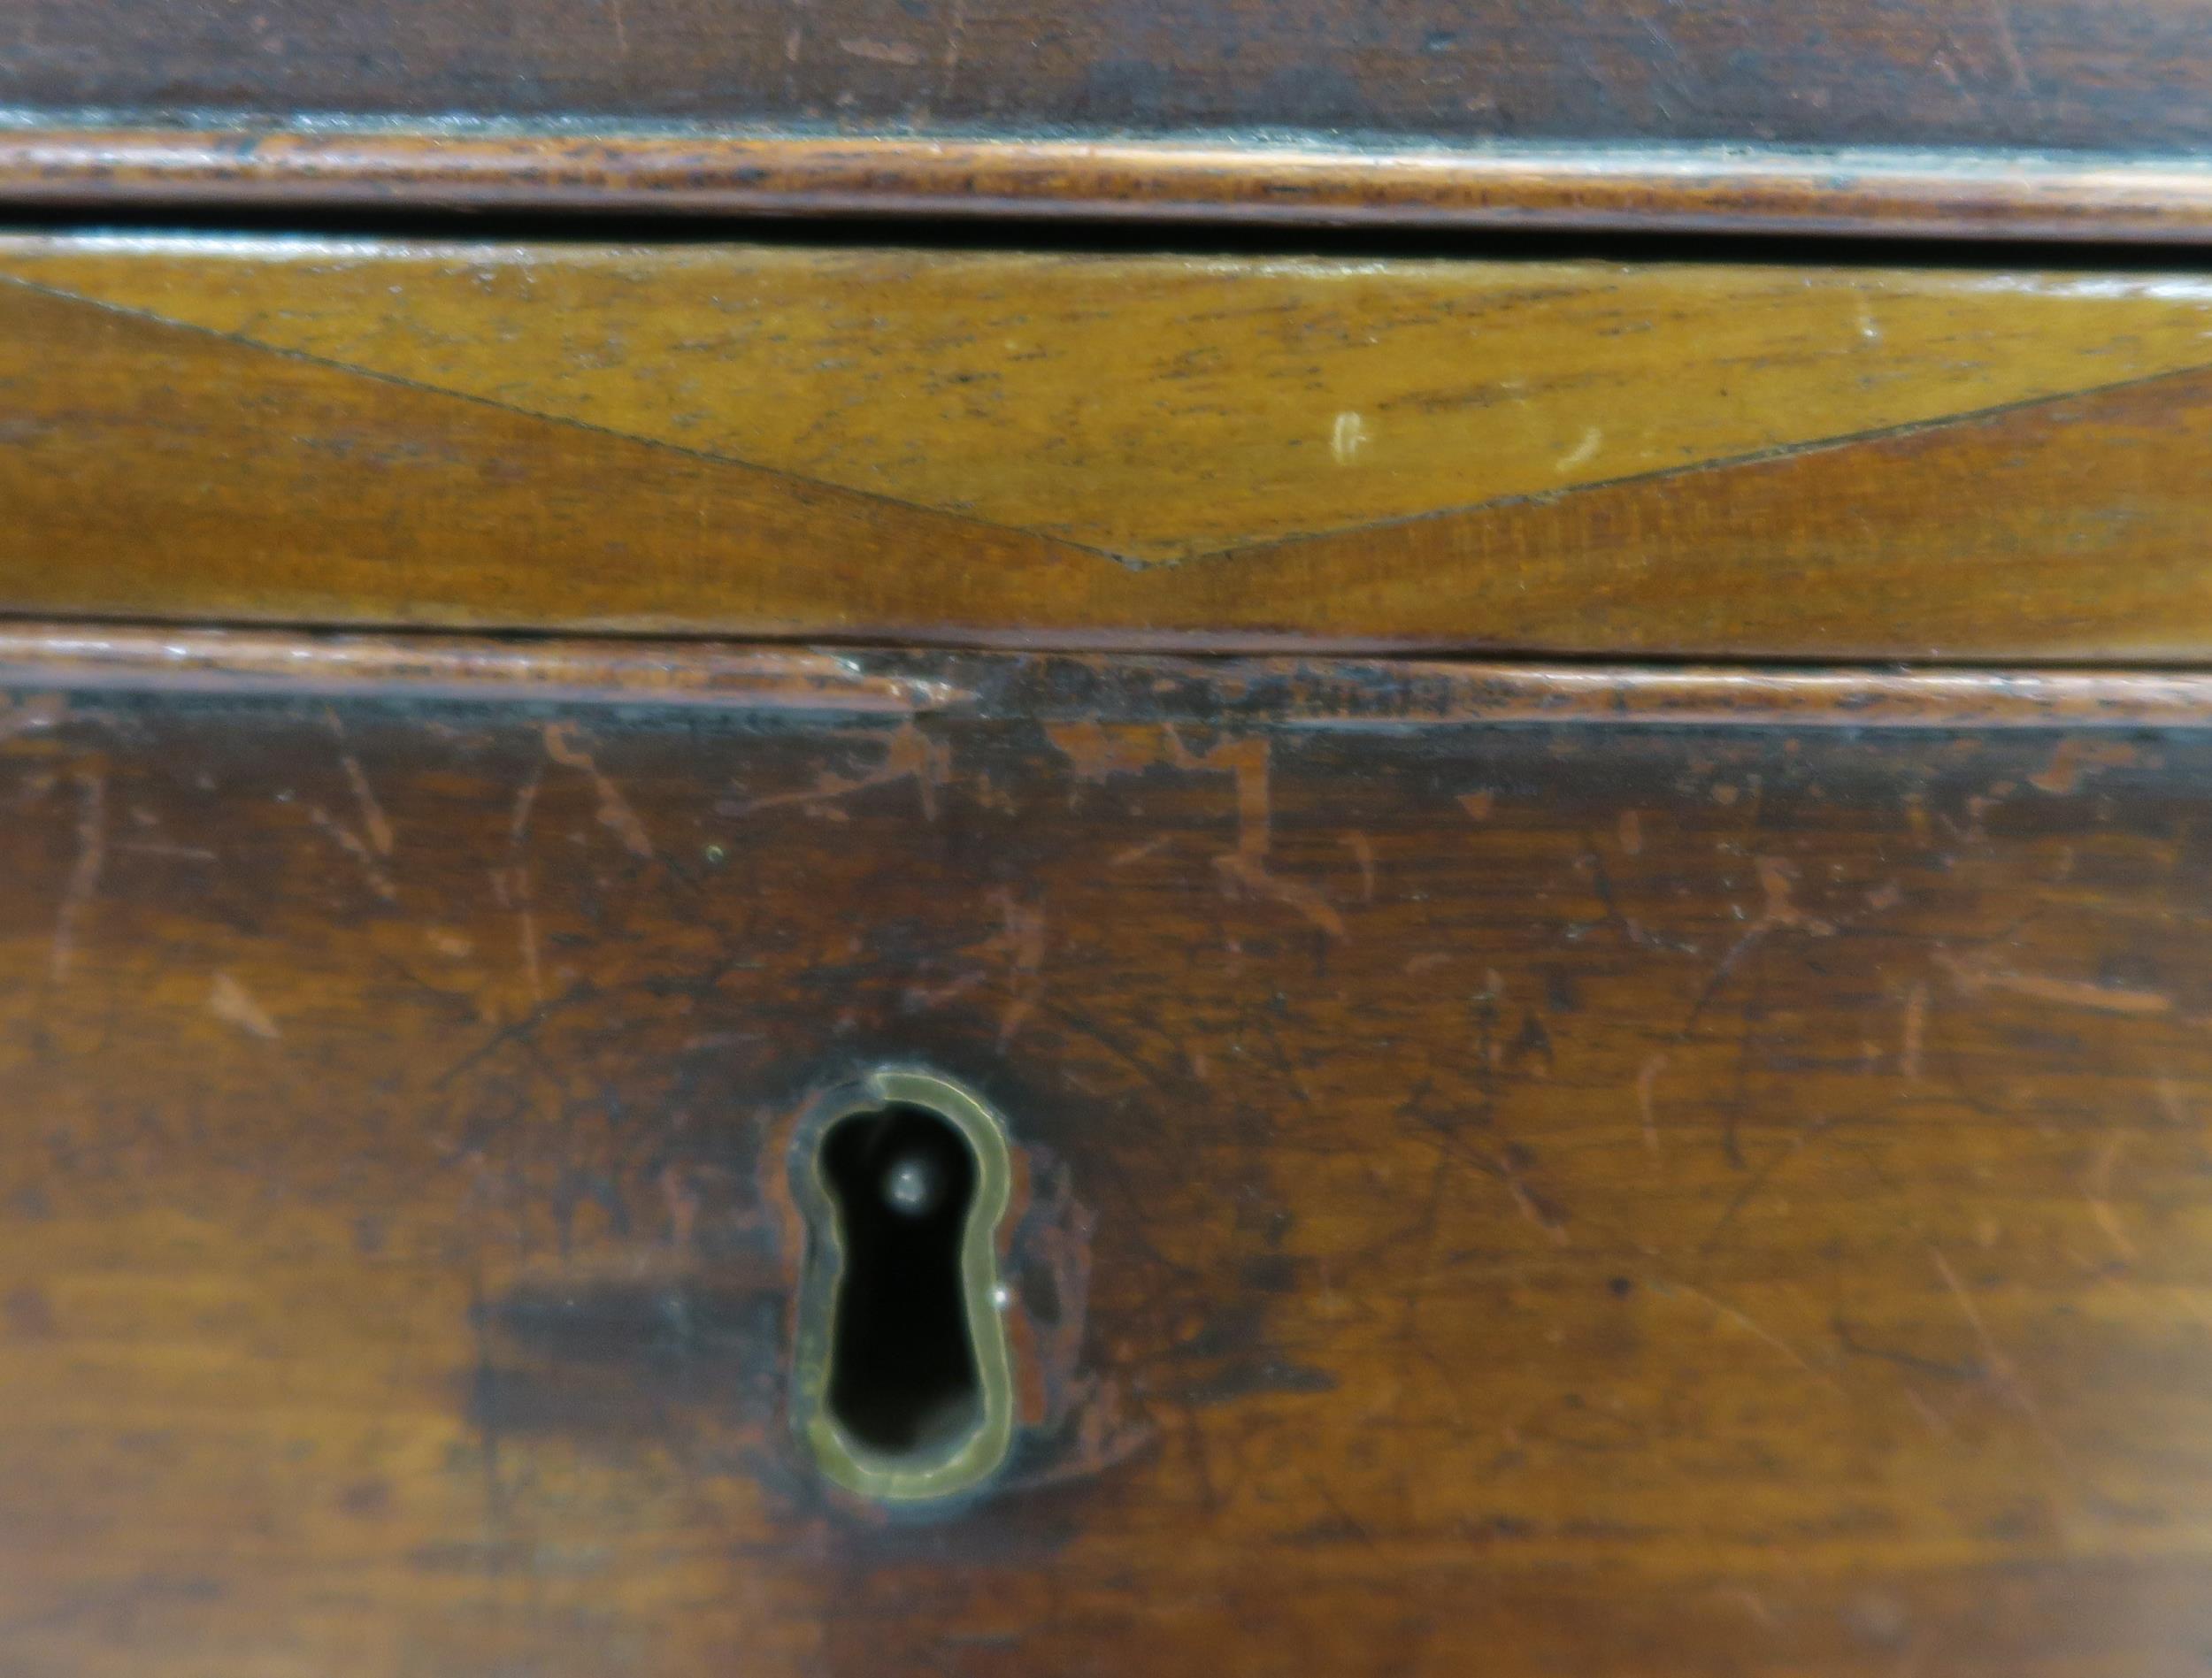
[820,1103,982,1458]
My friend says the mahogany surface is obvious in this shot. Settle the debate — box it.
[0,646,2208,1674]
[9,0,2212,234]
[8,0,2206,149]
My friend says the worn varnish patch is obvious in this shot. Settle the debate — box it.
[0,662,2210,1672]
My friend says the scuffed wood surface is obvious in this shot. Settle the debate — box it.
[12,0,2212,149]
[12,237,2212,657]
[0,649,2210,1672]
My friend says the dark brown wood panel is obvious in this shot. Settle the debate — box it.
[2,640,2211,1673]
[3,0,2211,150]
[12,234,2212,660]
[8,0,2212,233]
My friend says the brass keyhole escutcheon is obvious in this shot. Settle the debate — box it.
[787,1068,1017,1504]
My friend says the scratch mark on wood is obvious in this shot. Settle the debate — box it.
[0,692,64,744]
[991,889,1048,1047]
[1936,952,2171,1015]
[543,723,655,858]
[902,969,989,1013]
[490,865,543,1005]
[1930,1244,2065,1462]
[1754,855,1833,936]
[50,769,104,981]
[509,763,542,849]
[1714,1584,1782,1630]
[1555,425,1602,471]
[1702,1114,1839,1253]
[328,710,394,857]
[497,762,547,1008]
[1902,980,1928,1079]
[934,0,969,107]
[1499,1157,1571,1245]
[2030,738,2138,796]
[1901,1387,1956,1440]
[2085,1136,2138,1262]
[1109,835,1169,868]
[1683,856,1831,1032]
[726,719,949,822]
[2158,1077,2195,1128]
[1637,1052,1668,1154]
[309,806,399,903]
[117,840,218,862]
[1982,0,2034,95]
[209,972,280,1040]
[1658,1279,1837,1387]
[839,36,923,63]
[1048,722,1342,938]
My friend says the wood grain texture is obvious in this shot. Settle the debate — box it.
[12,234,2212,658]
[17,0,2212,148]
[2,643,2212,1673]
[23,237,2212,565]
[11,0,2212,237]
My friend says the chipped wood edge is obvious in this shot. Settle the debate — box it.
[7,130,2212,241]
[2,623,2212,729]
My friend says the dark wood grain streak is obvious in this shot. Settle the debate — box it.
[12,132,2212,241]
[2,643,2211,1673]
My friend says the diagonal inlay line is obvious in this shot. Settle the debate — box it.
[1187,349,2212,572]
[0,268,1125,567]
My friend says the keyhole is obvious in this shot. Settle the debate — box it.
[821,1105,979,1454]
[788,1069,1016,1503]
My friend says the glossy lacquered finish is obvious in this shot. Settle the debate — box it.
[12,235,2212,659]
[0,641,2209,1674]
[13,133,2212,243]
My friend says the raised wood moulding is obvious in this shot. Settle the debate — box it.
[12,0,2212,236]
[10,131,2212,241]
[4,622,2212,731]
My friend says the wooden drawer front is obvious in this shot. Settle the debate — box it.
[1,637,2209,1674]
[11,235,2212,661]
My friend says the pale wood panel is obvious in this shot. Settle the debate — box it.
[9,239,2212,563]
[13,236,2212,656]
